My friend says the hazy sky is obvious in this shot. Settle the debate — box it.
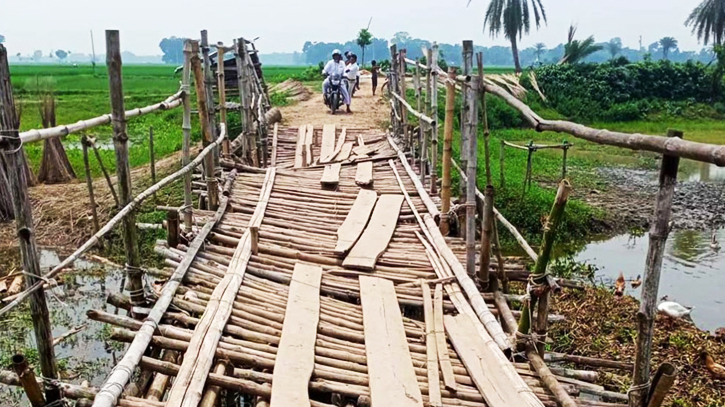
[0,0,709,56]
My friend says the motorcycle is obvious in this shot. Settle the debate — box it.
[324,74,344,114]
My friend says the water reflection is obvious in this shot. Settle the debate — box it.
[576,228,725,333]
[682,161,725,182]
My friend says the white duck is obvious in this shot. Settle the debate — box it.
[657,299,694,320]
[711,231,720,251]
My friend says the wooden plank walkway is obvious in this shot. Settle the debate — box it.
[86,125,630,407]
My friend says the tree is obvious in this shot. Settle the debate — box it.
[561,25,603,64]
[356,29,373,67]
[534,42,546,61]
[55,50,68,61]
[159,36,186,65]
[686,0,725,46]
[659,36,678,59]
[482,0,547,72]
[607,38,622,59]
[0,35,4,43]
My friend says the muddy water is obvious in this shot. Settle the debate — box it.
[575,229,725,333]
[0,248,126,404]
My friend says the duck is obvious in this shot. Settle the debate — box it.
[657,300,694,320]
[714,327,725,342]
[711,231,720,251]
[701,351,725,380]
[614,272,626,297]
[631,275,642,289]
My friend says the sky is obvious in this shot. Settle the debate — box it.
[0,0,710,56]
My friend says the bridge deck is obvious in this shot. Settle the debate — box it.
[91,126,628,407]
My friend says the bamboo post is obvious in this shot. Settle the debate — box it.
[149,126,156,198]
[399,49,409,152]
[460,40,474,224]
[423,49,432,189]
[235,39,251,161]
[0,44,60,404]
[517,180,572,356]
[217,42,230,157]
[191,40,220,211]
[81,136,102,240]
[414,58,422,168]
[479,185,494,288]
[167,209,180,249]
[12,355,45,407]
[200,30,220,168]
[523,144,533,196]
[88,138,120,208]
[478,52,493,186]
[430,43,439,195]
[388,45,399,136]
[440,67,456,235]
[464,75,480,278]
[562,141,570,179]
[646,363,677,407]
[499,140,505,189]
[630,130,682,407]
[181,40,194,231]
[106,30,145,307]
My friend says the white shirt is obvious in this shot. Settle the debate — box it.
[344,62,359,81]
[322,60,346,78]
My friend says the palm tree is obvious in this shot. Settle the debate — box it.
[607,38,622,59]
[534,42,546,61]
[560,25,603,64]
[659,36,678,59]
[685,0,725,46]
[481,0,547,72]
[356,29,373,68]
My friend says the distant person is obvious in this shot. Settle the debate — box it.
[322,49,351,113]
[371,60,379,96]
[345,54,360,99]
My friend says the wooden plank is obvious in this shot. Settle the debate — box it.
[304,124,314,167]
[271,122,278,166]
[354,161,373,186]
[357,134,365,147]
[422,282,442,407]
[444,314,533,407]
[270,263,322,407]
[250,168,276,254]
[359,276,424,407]
[335,141,354,162]
[334,189,378,255]
[319,124,336,163]
[323,127,347,163]
[343,194,404,270]
[434,284,458,391]
[294,125,305,168]
[320,163,341,186]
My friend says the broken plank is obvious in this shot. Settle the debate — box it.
[343,194,404,270]
[357,134,365,147]
[422,282,442,407]
[434,284,458,391]
[294,125,305,168]
[320,163,341,186]
[270,263,322,407]
[354,161,373,186]
[304,124,314,167]
[324,127,347,163]
[250,167,277,254]
[444,314,534,407]
[335,141,354,162]
[334,189,378,255]
[359,276,424,407]
[319,124,336,163]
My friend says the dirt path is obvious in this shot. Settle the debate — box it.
[279,75,389,129]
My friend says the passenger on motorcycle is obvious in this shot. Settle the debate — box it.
[322,49,351,113]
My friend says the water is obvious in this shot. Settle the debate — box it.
[682,161,725,183]
[575,229,725,333]
[0,248,126,404]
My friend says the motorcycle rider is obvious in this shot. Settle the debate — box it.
[322,49,351,113]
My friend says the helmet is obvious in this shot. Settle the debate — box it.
[332,49,342,57]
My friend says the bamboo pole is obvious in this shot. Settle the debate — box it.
[12,354,45,407]
[399,48,409,151]
[646,363,676,407]
[0,128,228,317]
[630,130,682,407]
[389,45,399,137]
[235,39,251,161]
[499,140,505,188]
[107,30,144,307]
[460,40,474,217]
[200,361,229,407]
[390,92,435,124]
[181,40,194,231]
[149,126,157,199]
[414,58,422,169]
[478,52,493,186]
[465,75,480,278]
[440,67,456,235]
[190,40,220,211]
[167,209,180,248]
[423,50,432,189]
[430,43,439,195]
[479,185,494,288]
[517,180,572,356]
[145,350,177,401]
[81,136,101,238]
[217,42,230,156]
[92,170,236,407]
[0,43,60,403]
[200,30,219,168]
[88,137,120,208]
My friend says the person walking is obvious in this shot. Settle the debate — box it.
[370,60,380,96]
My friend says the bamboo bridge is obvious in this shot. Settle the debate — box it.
[3,30,725,407]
